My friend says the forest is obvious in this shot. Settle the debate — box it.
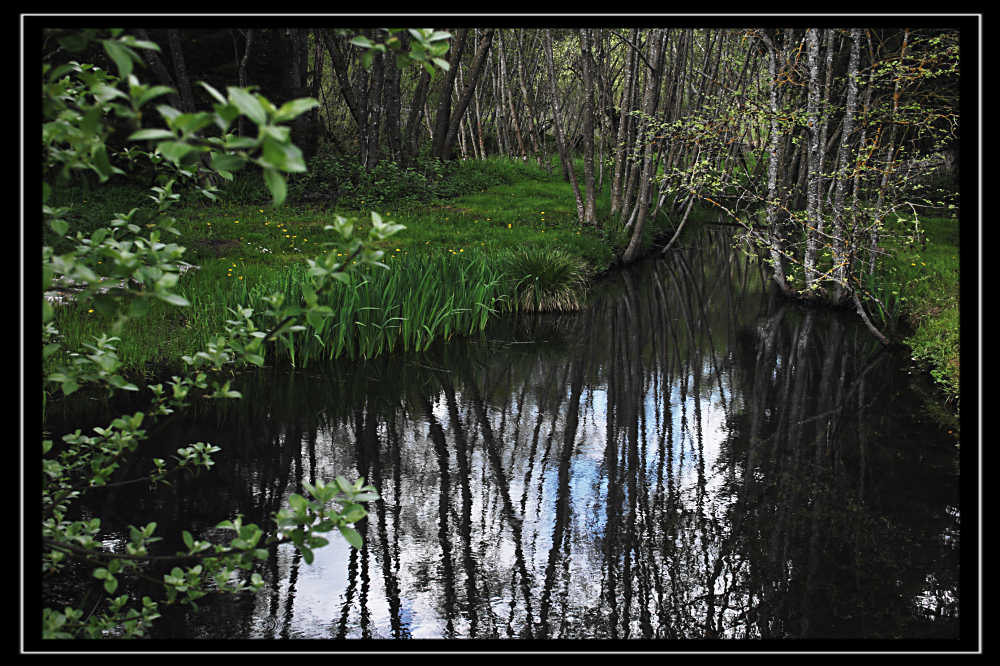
[37,20,967,643]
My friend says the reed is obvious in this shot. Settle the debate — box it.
[289,251,513,364]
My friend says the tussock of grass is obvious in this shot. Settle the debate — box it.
[500,247,590,312]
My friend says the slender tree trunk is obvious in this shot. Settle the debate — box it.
[543,28,585,223]
[610,29,640,218]
[403,67,431,165]
[830,29,861,302]
[498,30,526,159]
[761,32,792,295]
[869,28,909,276]
[622,28,666,264]
[579,28,599,227]
[134,28,184,112]
[431,28,469,160]
[167,29,196,113]
[440,29,496,161]
[803,28,822,294]
[384,42,403,163]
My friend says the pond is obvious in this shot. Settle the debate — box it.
[47,226,962,644]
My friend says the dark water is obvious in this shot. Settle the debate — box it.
[50,227,962,642]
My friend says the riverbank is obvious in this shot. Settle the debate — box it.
[876,213,961,414]
[44,157,679,380]
[44,156,959,417]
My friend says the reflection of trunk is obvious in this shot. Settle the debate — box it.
[442,380,480,637]
[419,392,458,637]
[538,351,587,637]
[371,417,408,638]
[462,368,535,637]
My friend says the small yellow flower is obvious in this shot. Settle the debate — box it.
[507,223,512,229]
[234,220,239,224]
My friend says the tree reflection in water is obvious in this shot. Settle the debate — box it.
[63,227,960,642]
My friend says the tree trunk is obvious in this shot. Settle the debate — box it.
[440,28,495,161]
[543,29,585,223]
[134,28,184,112]
[578,28,598,227]
[760,31,792,295]
[431,28,469,160]
[403,67,431,165]
[610,29,640,218]
[167,29,196,113]
[622,28,666,264]
[830,29,861,302]
[803,28,822,293]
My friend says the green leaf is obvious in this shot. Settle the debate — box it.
[135,85,174,109]
[338,525,363,549]
[340,503,367,524]
[227,87,267,126]
[197,80,228,105]
[156,141,197,166]
[128,128,176,142]
[274,98,319,123]
[262,168,287,207]
[156,291,191,307]
[258,138,306,173]
[103,40,133,79]
[210,152,246,174]
[49,218,69,236]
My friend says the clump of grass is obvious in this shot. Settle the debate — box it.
[499,246,590,312]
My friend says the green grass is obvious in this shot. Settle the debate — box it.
[876,214,961,408]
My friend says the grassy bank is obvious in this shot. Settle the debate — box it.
[874,213,961,410]
[45,156,677,379]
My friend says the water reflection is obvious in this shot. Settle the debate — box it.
[62,227,960,641]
